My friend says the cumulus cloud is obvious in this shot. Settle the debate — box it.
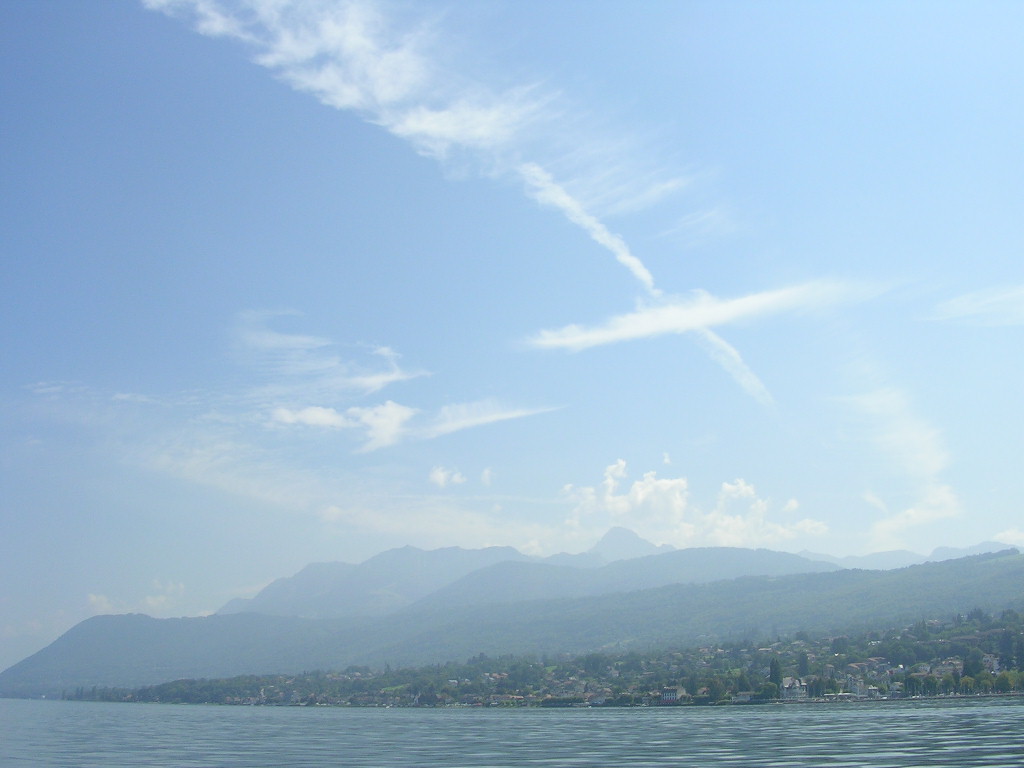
[994,528,1024,547]
[87,581,186,617]
[564,460,826,548]
[429,465,466,488]
[144,580,186,611]
[238,314,553,450]
[347,400,419,451]
[272,400,418,451]
[87,593,117,615]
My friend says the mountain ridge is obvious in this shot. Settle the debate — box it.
[217,531,838,621]
[2,549,1021,698]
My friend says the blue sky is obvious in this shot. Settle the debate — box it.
[2,0,1023,668]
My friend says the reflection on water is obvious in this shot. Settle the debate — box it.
[2,697,1023,767]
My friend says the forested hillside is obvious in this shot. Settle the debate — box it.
[2,550,1021,698]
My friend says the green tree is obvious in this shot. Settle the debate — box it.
[769,658,782,690]
[964,648,985,678]
[756,682,778,701]
[797,652,810,677]
[994,672,1013,693]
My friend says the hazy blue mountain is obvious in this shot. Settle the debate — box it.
[411,547,840,610]
[799,549,924,570]
[801,540,1012,570]
[219,561,357,615]
[588,526,675,561]
[542,551,607,568]
[539,528,667,568]
[214,534,1010,621]
[6,550,1020,698]
[218,545,528,618]
[930,541,1011,561]
[218,531,685,618]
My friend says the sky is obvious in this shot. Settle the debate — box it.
[2,0,1023,669]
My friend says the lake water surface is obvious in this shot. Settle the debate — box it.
[2,697,1023,767]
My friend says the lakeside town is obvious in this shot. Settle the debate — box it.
[67,607,1024,707]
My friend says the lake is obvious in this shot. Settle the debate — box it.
[2,697,1023,767]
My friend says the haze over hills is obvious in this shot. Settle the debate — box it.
[1,528,1018,699]
[2,548,1021,698]
[409,548,840,611]
[218,545,528,618]
[799,541,1012,571]
[219,529,1008,622]
[220,528,672,618]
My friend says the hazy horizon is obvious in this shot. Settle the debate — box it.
[3,1,1024,670]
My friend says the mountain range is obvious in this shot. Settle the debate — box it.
[1,530,1019,698]
[217,528,838,619]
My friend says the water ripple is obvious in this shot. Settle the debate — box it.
[2,697,1023,767]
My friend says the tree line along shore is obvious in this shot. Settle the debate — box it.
[62,607,1024,707]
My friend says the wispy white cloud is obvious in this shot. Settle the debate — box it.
[145,0,683,290]
[346,347,429,392]
[694,328,774,406]
[146,0,826,414]
[144,0,255,39]
[519,162,659,294]
[273,397,553,451]
[147,0,544,162]
[147,431,326,511]
[656,206,735,244]
[273,405,353,428]
[423,399,558,439]
[868,484,959,548]
[236,310,331,353]
[843,386,961,550]
[530,280,870,352]
[235,312,429,400]
[563,460,825,549]
[597,175,690,217]
[389,91,546,158]
[849,388,950,481]
[934,284,1024,326]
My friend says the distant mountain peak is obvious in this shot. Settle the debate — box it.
[589,527,675,562]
